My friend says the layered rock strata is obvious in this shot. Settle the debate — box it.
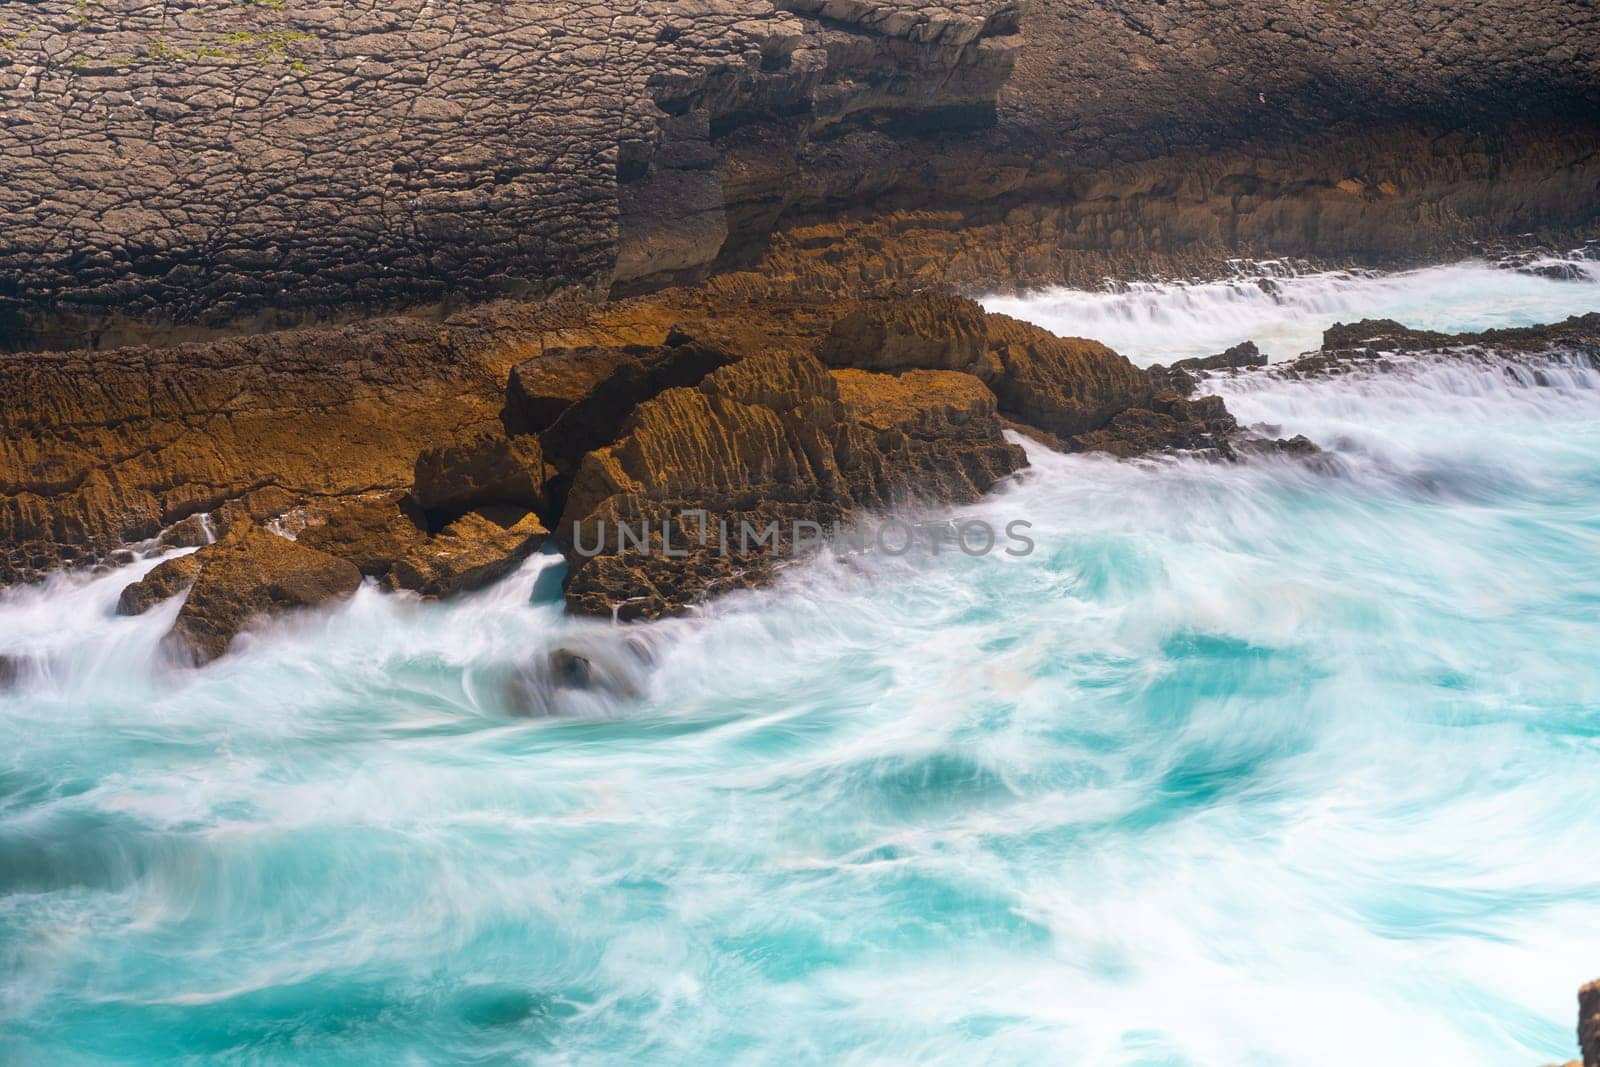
[3,285,1326,630]
[114,522,363,665]
[2,0,1596,349]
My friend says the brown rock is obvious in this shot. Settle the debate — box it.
[116,552,204,616]
[560,351,1024,619]
[157,514,215,550]
[505,346,654,435]
[513,338,735,478]
[0,311,507,585]
[295,492,429,579]
[832,368,1027,506]
[384,505,548,598]
[412,429,548,523]
[818,292,989,373]
[982,312,1154,438]
[1071,392,1240,459]
[1581,978,1599,1067]
[162,524,363,666]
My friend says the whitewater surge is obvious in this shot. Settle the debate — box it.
[982,257,1600,363]
[3,268,1600,1064]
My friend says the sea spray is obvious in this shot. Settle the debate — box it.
[982,258,1600,364]
[3,266,1600,1065]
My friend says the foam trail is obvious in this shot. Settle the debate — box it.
[981,259,1600,364]
[3,269,1600,1064]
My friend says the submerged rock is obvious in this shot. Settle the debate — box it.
[505,639,656,715]
[161,524,363,666]
[116,552,204,616]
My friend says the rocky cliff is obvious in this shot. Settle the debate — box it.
[2,0,1596,349]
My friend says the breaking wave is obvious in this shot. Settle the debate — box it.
[3,266,1599,1064]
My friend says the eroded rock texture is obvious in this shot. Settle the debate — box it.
[0,307,542,584]
[2,0,1596,347]
[0,0,1025,348]
[558,347,1027,618]
[158,522,362,665]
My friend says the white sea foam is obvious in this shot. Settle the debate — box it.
[2,266,1598,1064]
[981,258,1600,364]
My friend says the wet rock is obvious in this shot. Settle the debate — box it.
[157,514,215,550]
[116,553,204,616]
[1071,393,1240,459]
[298,490,546,599]
[559,350,1025,619]
[832,368,1027,504]
[1285,313,1600,374]
[0,311,508,585]
[505,639,656,715]
[1582,978,1599,1067]
[1152,341,1268,394]
[384,506,548,599]
[0,654,20,691]
[1177,340,1268,372]
[412,429,548,525]
[162,524,363,666]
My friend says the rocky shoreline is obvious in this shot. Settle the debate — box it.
[9,291,1600,673]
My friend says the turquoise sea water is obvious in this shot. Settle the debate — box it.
[2,263,1599,1064]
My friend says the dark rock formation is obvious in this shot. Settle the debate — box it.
[0,0,1595,348]
[510,338,736,480]
[1151,341,1268,395]
[559,348,1026,618]
[1320,314,1600,360]
[160,524,363,665]
[1582,978,1599,1067]
[1071,394,1241,460]
[505,638,656,715]
[116,553,204,616]
[1274,313,1600,378]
